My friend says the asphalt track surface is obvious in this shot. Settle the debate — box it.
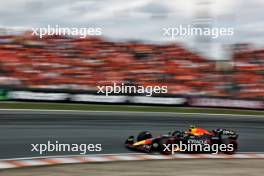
[0,110,263,159]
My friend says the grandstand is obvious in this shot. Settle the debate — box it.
[0,33,263,99]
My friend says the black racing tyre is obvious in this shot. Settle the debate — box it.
[137,131,152,142]
[125,136,134,145]
[159,138,173,155]
[222,139,238,154]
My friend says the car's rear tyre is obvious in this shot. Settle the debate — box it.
[159,138,173,155]
[125,136,134,146]
[137,131,152,142]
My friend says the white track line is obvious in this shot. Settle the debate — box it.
[0,109,263,118]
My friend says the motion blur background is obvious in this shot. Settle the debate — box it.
[0,0,263,106]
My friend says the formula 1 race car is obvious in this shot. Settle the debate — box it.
[125,126,238,155]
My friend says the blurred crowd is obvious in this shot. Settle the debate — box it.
[232,45,264,99]
[0,33,263,99]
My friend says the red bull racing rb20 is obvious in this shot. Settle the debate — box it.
[125,126,238,155]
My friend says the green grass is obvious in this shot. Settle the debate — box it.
[0,101,264,116]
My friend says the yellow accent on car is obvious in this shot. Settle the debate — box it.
[133,140,147,146]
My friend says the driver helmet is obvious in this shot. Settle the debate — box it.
[188,125,197,132]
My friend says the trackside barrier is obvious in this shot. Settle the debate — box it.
[3,90,264,110]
